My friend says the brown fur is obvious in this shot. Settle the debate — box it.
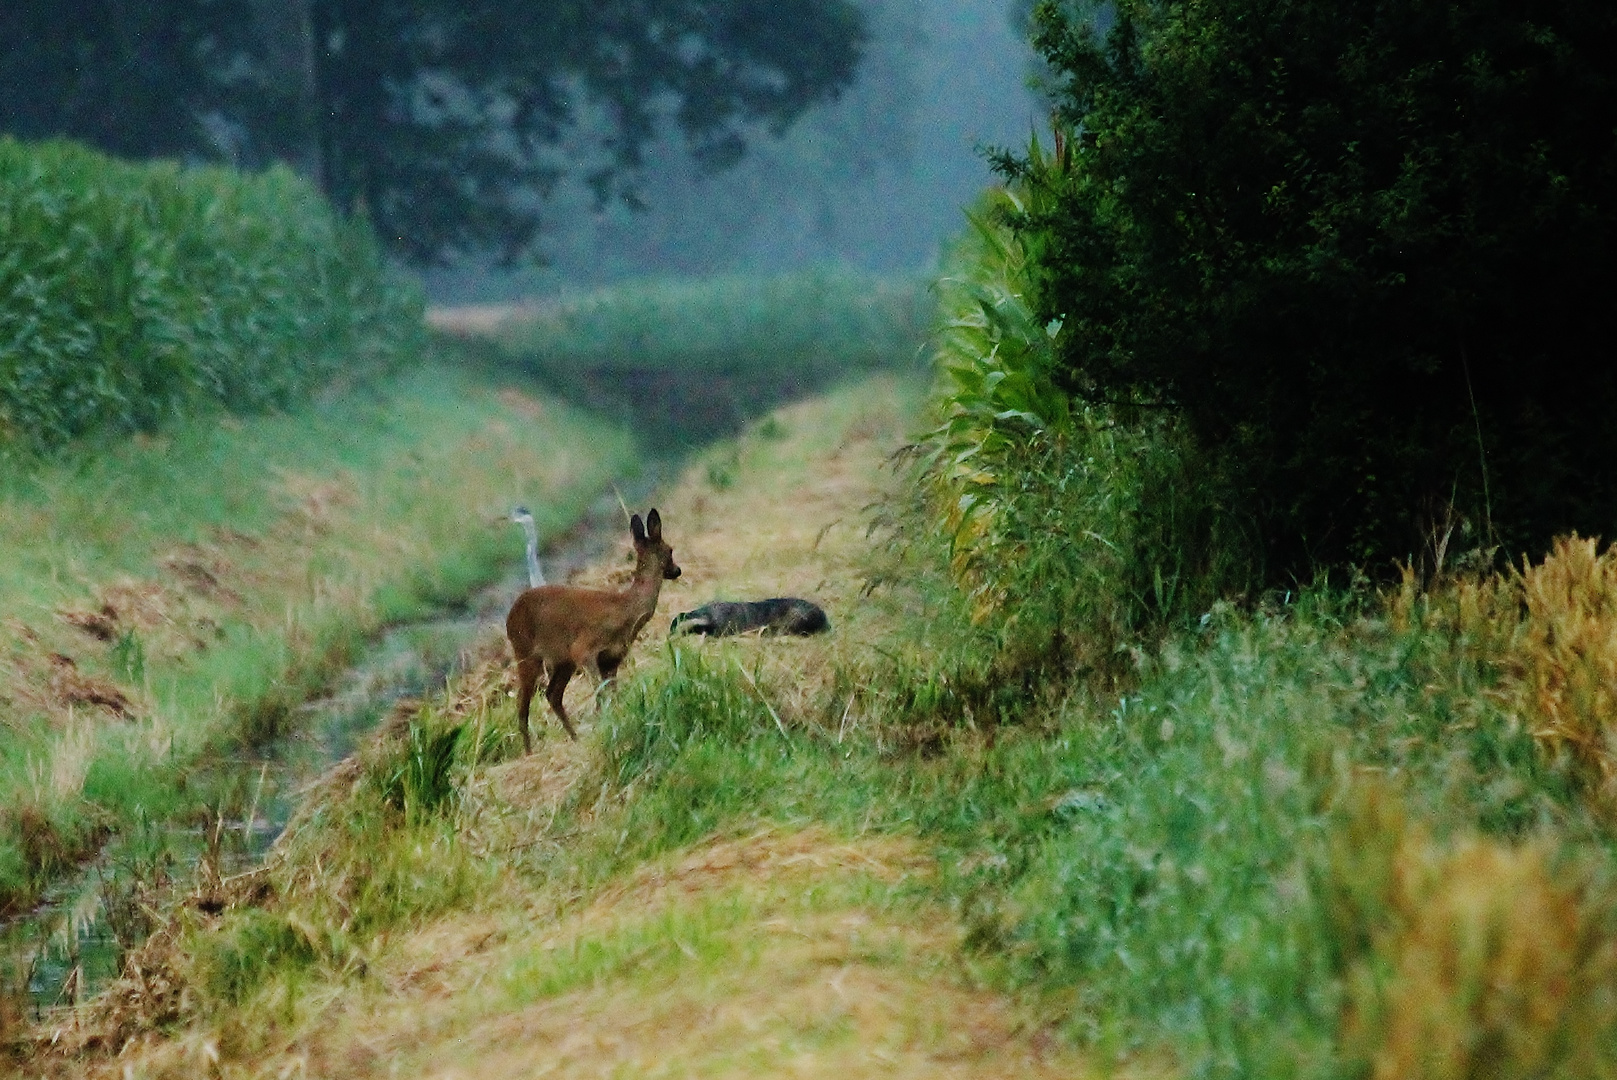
[504,508,680,750]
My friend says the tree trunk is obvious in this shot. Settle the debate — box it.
[249,0,325,188]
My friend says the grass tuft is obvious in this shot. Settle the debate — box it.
[1392,533,1617,814]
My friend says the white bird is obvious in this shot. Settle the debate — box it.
[511,505,545,588]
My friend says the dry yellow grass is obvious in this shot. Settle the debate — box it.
[1393,534,1617,811]
[94,829,1097,1080]
[1509,536,1617,799]
[1334,784,1617,1080]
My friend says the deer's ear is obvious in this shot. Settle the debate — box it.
[631,514,646,544]
[646,508,662,541]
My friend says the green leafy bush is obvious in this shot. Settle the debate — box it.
[0,137,421,451]
[1010,0,1617,579]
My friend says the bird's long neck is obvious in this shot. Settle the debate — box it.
[520,518,544,587]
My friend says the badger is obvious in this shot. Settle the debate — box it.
[670,598,830,637]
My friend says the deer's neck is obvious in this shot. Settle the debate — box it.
[622,560,666,620]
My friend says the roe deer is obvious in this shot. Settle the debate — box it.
[504,508,680,750]
[670,598,829,637]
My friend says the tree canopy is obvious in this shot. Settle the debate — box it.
[1008,0,1617,577]
[0,0,867,264]
[0,0,251,160]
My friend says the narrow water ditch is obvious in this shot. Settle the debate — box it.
[1,481,658,1015]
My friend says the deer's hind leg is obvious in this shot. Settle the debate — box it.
[545,660,579,740]
[515,655,544,754]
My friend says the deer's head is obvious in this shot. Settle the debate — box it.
[631,508,681,581]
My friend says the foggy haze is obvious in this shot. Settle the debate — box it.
[423,0,1041,303]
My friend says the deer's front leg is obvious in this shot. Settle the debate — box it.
[588,651,626,710]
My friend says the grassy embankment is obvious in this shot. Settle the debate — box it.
[0,366,631,910]
[38,376,1126,1080]
[0,137,636,916]
[38,247,1617,1076]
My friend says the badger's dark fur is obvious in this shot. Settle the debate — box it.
[670,598,830,637]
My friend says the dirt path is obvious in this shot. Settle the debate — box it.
[278,828,1089,1080]
[427,302,546,336]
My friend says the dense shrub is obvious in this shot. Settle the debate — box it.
[921,160,1252,675]
[1009,0,1617,579]
[0,137,421,451]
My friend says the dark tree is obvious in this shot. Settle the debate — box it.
[1010,0,1617,577]
[0,0,866,266]
[0,0,253,159]
[266,0,868,264]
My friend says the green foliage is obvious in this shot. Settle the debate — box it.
[488,269,930,444]
[921,166,1250,679]
[1012,0,1617,579]
[498,269,928,376]
[195,909,322,1007]
[0,137,421,451]
[298,0,869,263]
[0,2,869,265]
[375,720,465,825]
[598,646,780,789]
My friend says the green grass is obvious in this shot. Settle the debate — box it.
[478,268,931,444]
[0,362,633,910]
[495,269,929,373]
[551,586,1615,1076]
[84,572,1616,1075]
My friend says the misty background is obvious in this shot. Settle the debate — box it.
[423,0,1042,303]
[0,0,1042,303]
